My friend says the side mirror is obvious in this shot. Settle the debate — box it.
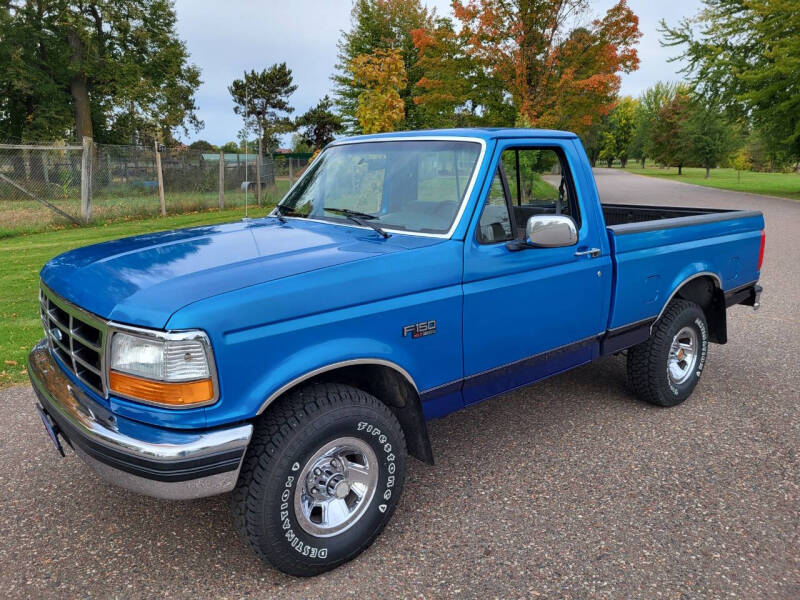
[525,214,577,247]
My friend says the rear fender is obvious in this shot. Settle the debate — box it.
[654,270,726,343]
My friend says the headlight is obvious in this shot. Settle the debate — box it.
[108,330,216,408]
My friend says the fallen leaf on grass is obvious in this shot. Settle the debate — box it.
[4,360,18,366]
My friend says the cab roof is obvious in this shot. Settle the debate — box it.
[332,127,579,145]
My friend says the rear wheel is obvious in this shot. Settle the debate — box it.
[627,299,709,407]
[232,383,407,576]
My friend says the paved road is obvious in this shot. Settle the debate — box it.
[1,170,798,599]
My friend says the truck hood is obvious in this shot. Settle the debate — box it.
[41,218,441,328]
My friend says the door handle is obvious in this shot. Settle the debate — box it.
[574,247,601,258]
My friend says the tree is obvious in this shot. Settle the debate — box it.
[650,91,692,174]
[580,117,609,168]
[290,133,313,154]
[682,99,739,178]
[349,49,407,134]
[295,96,344,150]
[333,0,434,132]
[410,18,475,127]
[229,64,297,153]
[630,81,678,168]
[599,96,638,167]
[730,148,751,183]
[229,64,297,203]
[219,141,240,154]
[449,0,641,136]
[661,0,800,165]
[188,140,217,152]
[0,0,202,144]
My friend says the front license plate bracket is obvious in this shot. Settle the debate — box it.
[36,404,66,457]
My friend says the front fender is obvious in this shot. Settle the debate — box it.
[251,338,420,415]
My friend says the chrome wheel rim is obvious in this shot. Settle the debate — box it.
[294,437,378,537]
[668,326,699,385]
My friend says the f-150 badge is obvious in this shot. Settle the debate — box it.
[403,320,436,339]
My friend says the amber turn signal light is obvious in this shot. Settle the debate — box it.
[109,371,214,406]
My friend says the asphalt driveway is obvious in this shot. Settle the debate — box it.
[1,169,797,599]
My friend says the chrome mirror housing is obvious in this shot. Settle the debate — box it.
[526,215,578,248]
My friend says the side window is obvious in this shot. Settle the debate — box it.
[500,148,581,230]
[477,169,513,243]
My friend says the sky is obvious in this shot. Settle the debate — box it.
[173,0,703,147]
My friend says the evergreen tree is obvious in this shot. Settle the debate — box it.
[295,96,344,150]
[229,64,297,204]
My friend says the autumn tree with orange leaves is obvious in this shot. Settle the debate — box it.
[350,49,408,133]
[414,0,642,135]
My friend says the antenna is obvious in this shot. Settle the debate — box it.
[244,89,249,219]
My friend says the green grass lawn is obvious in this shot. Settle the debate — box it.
[624,166,800,201]
[0,203,278,388]
[0,181,290,238]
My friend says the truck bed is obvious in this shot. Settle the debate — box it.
[602,202,764,332]
[602,203,761,230]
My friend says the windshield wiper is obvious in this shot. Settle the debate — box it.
[324,207,391,239]
[271,204,302,223]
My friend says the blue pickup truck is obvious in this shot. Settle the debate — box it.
[29,128,764,575]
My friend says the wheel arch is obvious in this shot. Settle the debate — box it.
[652,271,727,343]
[257,359,434,465]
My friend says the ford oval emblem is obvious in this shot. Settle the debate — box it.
[50,328,63,342]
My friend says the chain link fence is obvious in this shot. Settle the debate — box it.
[0,143,85,231]
[272,153,313,180]
[0,140,289,236]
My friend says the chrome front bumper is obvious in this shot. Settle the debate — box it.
[28,340,253,500]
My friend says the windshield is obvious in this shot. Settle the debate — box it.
[277,140,482,235]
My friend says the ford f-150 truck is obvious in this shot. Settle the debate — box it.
[29,128,764,576]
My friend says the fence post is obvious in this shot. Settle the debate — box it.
[288,157,294,185]
[154,140,165,216]
[81,136,93,222]
[42,151,50,185]
[218,150,225,209]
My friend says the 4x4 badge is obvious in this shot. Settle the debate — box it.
[402,320,436,339]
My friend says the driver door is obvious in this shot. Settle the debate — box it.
[461,140,610,404]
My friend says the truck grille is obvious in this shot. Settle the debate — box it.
[39,285,108,397]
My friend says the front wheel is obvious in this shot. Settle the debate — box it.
[232,383,407,576]
[627,299,709,407]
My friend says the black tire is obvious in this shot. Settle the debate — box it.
[232,383,407,577]
[627,299,709,407]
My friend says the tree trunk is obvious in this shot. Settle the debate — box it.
[606,158,612,168]
[67,30,93,141]
[641,157,645,169]
[678,164,683,175]
[621,157,628,168]
[705,166,710,179]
